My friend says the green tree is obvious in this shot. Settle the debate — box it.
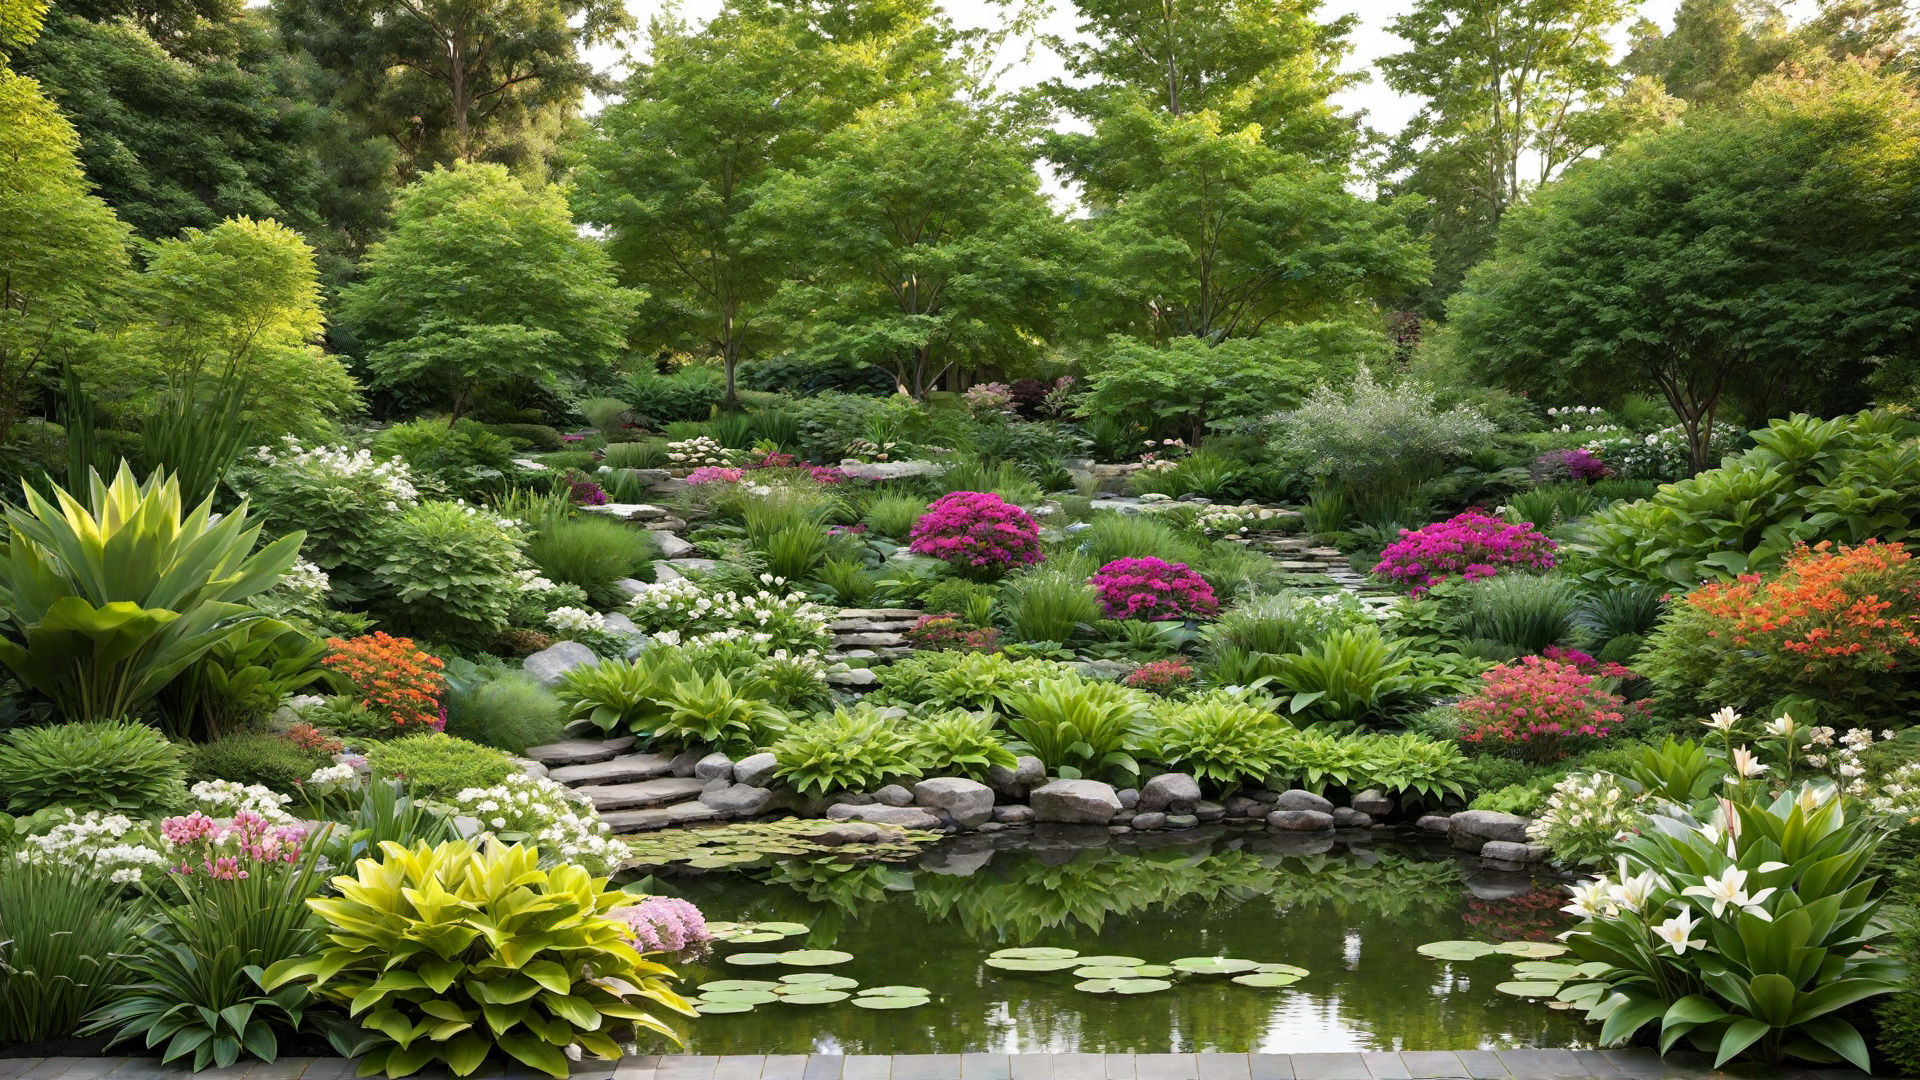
[1623,0,1795,107]
[1448,64,1920,473]
[574,0,957,403]
[751,99,1081,397]
[340,161,638,422]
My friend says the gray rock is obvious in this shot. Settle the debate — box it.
[977,821,1006,833]
[1030,779,1123,824]
[600,612,642,637]
[733,752,779,787]
[826,803,944,830]
[601,802,725,833]
[987,755,1046,798]
[913,777,995,828]
[522,641,598,688]
[835,460,945,481]
[1449,809,1532,850]
[616,578,654,599]
[1479,841,1551,872]
[665,558,723,575]
[1139,772,1202,813]
[452,815,483,839]
[1109,825,1132,835]
[1250,790,1280,804]
[1069,659,1138,682]
[694,753,734,782]
[654,533,697,559]
[525,739,620,767]
[804,822,903,846]
[1416,813,1453,834]
[1109,811,1135,826]
[650,563,683,583]
[699,784,773,816]
[1272,789,1334,813]
[1116,787,1140,809]
[1165,814,1199,830]
[1223,796,1264,818]
[872,784,915,807]
[833,791,877,806]
[1267,809,1336,831]
[1351,788,1395,817]
[701,777,730,794]
[1131,811,1168,831]
[1193,800,1226,823]
[992,804,1034,825]
[670,749,704,778]
[511,757,549,779]
[582,502,670,522]
[825,668,878,688]
[1331,807,1373,829]
[835,631,905,647]
[578,777,709,812]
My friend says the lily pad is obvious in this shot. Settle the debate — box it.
[698,980,780,992]
[1511,962,1582,978]
[1416,941,1498,961]
[778,974,858,989]
[857,985,931,997]
[777,990,851,1005]
[758,922,812,936]
[1073,955,1147,967]
[704,921,741,933]
[1075,965,1154,979]
[723,953,784,966]
[694,1001,754,1014]
[1130,964,1176,978]
[1576,962,1612,978]
[699,990,778,1005]
[1075,978,1173,994]
[1496,981,1565,998]
[778,949,855,966]
[852,996,930,1010]
[985,957,1084,972]
[1231,972,1303,988]
[1170,957,1260,975]
[1495,941,1569,959]
[1253,964,1310,977]
[719,931,788,944]
[990,947,1080,960]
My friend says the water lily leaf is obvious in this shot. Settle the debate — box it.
[699,990,777,1005]
[703,922,741,933]
[1075,978,1173,994]
[1548,1001,1576,1010]
[1131,965,1176,978]
[777,990,850,1005]
[1232,973,1303,988]
[1494,942,1568,959]
[852,996,930,1010]
[1073,956,1147,967]
[1075,965,1153,979]
[989,947,1079,961]
[1416,941,1498,961]
[1170,957,1259,975]
[778,950,855,966]
[694,1001,753,1014]
[758,922,812,936]
[1512,962,1581,978]
[1496,981,1565,998]
[778,974,858,990]
[985,957,1084,972]
[1575,962,1612,978]
[720,931,788,944]
[689,855,761,869]
[857,986,930,997]
[1253,964,1310,977]
[723,953,783,966]
[699,980,780,993]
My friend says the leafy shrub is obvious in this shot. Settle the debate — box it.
[772,705,922,796]
[0,861,144,1042]
[1206,592,1370,657]
[1534,447,1610,483]
[445,675,569,754]
[871,650,1065,711]
[0,719,185,814]
[1576,584,1666,640]
[651,672,787,754]
[1640,540,1920,721]
[323,632,447,734]
[625,365,724,427]
[1456,657,1627,763]
[371,419,518,500]
[601,440,668,469]
[1089,557,1219,621]
[369,501,525,645]
[1523,771,1640,867]
[757,523,827,582]
[1124,659,1196,694]
[527,516,657,608]
[1077,513,1205,568]
[230,441,418,590]
[1141,695,1287,791]
[919,579,997,623]
[577,396,631,432]
[1372,511,1557,594]
[1506,482,1599,528]
[1188,540,1288,600]
[1079,332,1355,439]
[1267,365,1494,492]
[429,774,619,873]
[1456,573,1584,654]
[555,657,676,735]
[999,678,1149,778]
[908,492,1043,579]
[366,733,516,799]
[906,710,1017,780]
[484,423,563,451]
[864,495,929,539]
[264,839,688,1077]
[1270,627,1440,728]
[186,733,329,795]
[1267,728,1466,802]
[1001,567,1102,643]
[905,614,1000,653]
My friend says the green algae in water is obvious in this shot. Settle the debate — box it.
[652,833,1597,1054]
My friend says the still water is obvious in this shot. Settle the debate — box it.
[647,824,1596,1055]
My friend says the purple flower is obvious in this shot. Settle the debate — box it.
[616,896,711,954]
[1372,511,1556,594]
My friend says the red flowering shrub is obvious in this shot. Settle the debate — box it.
[1372,511,1556,593]
[323,632,446,732]
[1457,656,1624,763]
[286,723,344,754]
[905,614,1001,653]
[1124,659,1196,694]
[1089,557,1218,621]
[908,491,1043,579]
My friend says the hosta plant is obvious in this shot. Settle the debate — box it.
[771,705,923,796]
[1139,695,1288,792]
[1555,783,1901,1071]
[263,839,690,1078]
[554,653,685,735]
[1271,627,1442,728]
[998,677,1149,779]
[651,671,787,754]
[907,709,1017,780]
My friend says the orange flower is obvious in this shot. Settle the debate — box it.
[323,632,446,730]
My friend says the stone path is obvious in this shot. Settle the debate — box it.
[0,1054,1882,1080]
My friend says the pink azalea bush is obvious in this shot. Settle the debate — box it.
[1372,510,1556,593]
[1456,656,1626,763]
[908,491,1043,578]
[615,896,712,954]
[685,466,745,485]
[566,472,607,506]
[1124,658,1196,693]
[1089,557,1218,621]
[1536,446,1610,482]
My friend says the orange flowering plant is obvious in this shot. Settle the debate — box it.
[321,632,446,733]
[1642,540,1920,720]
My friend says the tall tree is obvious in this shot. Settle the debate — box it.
[574,0,958,403]
[1623,0,1794,106]
[1448,63,1920,473]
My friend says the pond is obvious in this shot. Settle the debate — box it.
[642,824,1596,1055]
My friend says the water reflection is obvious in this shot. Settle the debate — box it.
[656,825,1594,1054]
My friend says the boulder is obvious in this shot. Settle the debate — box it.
[1139,772,1202,813]
[699,784,773,816]
[835,461,944,481]
[1272,789,1334,813]
[1449,810,1532,850]
[1351,788,1395,817]
[1331,807,1372,829]
[1416,813,1453,834]
[654,533,697,559]
[1223,796,1264,819]
[992,804,1035,825]
[601,612,643,637]
[1193,800,1226,823]
[522,641,598,688]
[617,578,655,599]
[913,778,995,828]
[986,756,1046,798]
[1131,811,1168,831]
[825,668,878,688]
[694,753,734,782]
[826,804,944,830]
[1029,779,1124,824]
[803,822,903,846]
[525,739,620,767]
[1116,787,1140,810]
[872,784,915,807]
[512,757,549,780]
[669,749,705,778]
[1266,809,1335,832]
[1479,841,1551,873]
[733,752,779,788]
[1164,814,1199,830]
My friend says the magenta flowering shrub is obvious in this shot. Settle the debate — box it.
[616,896,711,955]
[1372,511,1557,593]
[1089,557,1219,621]
[908,491,1043,578]
[685,466,745,485]
[1536,447,1610,482]
[566,472,608,506]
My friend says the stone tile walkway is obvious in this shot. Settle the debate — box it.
[0,1055,1887,1080]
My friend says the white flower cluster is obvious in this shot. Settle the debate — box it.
[280,559,331,598]
[15,811,170,884]
[1194,506,1291,535]
[306,763,360,787]
[665,437,734,467]
[1528,771,1644,866]
[191,779,296,824]
[626,576,832,652]
[252,438,419,503]
[515,568,561,593]
[1586,421,1744,481]
[547,607,608,634]
[437,774,621,873]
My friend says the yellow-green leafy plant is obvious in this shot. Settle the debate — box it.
[0,465,302,720]
[262,839,690,1078]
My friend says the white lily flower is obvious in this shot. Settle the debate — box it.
[1704,707,1742,733]
[1682,866,1775,920]
[1653,910,1707,955]
[1794,785,1832,814]
[1764,713,1797,738]
[1609,870,1662,914]
[1564,878,1612,918]
[1730,746,1769,779]
[1757,861,1789,874]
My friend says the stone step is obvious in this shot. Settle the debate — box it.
[833,608,923,620]
[523,736,637,767]
[578,776,710,812]
[826,619,917,633]
[548,752,677,787]
[601,802,728,833]
[833,631,906,647]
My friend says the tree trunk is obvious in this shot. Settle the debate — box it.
[450,28,471,159]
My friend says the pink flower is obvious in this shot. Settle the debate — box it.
[1088,557,1218,621]
[1456,656,1627,763]
[908,492,1043,577]
[618,897,711,954]
[685,466,745,485]
[1373,512,1557,594]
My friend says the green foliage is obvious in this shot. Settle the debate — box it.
[1577,584,1667,640]
[600,441,667,469]
[1140,695,1288,791]
[622,367,725,428]
[652,672,787,755]
[757,523,827,583]
[1270,627,1443,728]
[342,162,639,421]
[444,675,569,755]
[919,579,996,623]
[554,656,684,736]
[999,677,1149,778]
[1267,365,1494,493]
[0,860,144,1042]
[159,621,330,742]
[771,704,924,796]
[1001,567,1102,644]
[0,718,184,814]
[1456,574,1584,655]
[369,501,524,646]
[1507,483,1600,529]
[186,733,328,795]
[862,494,927,540]
[263,839,687,1078]
[577,397,630,432]
[485,424,564,451]
[812,557,875,606]
[365,733,516,800]
[526,516,656,609]
[1267,728,1467,803]
[1077,514,1204,568]
[1629,737,1722,804]
[871,650,1066,712]
[906,710,1016,780]
[372,420,519,501]
[1080,331,1370,439]
[0,465,302,721]
[1205,591,1372,657]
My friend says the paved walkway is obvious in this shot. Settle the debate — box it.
[0,1055,1887,1080]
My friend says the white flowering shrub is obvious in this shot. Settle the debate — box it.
[1586,421,1743,481]
[190,780,296,824]
[664,436,735,468]
[432,774,621,874]
[1526,771,1643,868]
[13,810,170,884]
[230,438,422,581]
[626,576,832,653]
[1193,506,1295,536]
